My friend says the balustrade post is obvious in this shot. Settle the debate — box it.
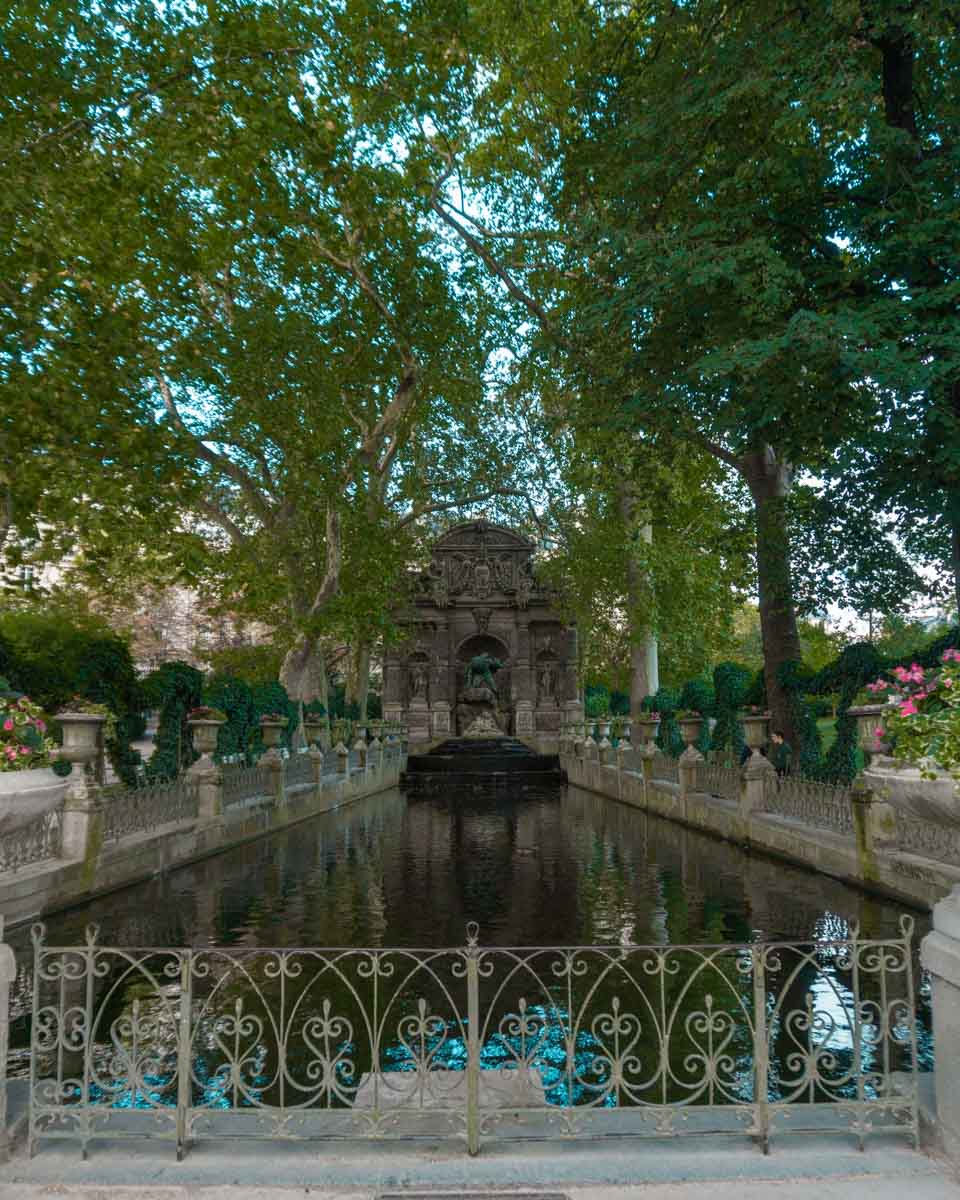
[308,745,325,802]
[354,736,368,772]
[0,916,14,1162]
[850,776,897,879]
[187,759,224,825]
[465,923,481,1156]
[369,735,383,775]
[678,746,703,799]
[335,741,350,777]
[187,718,225,825]
[639,744,656,796]
[752,943,770,1155]
[739,753,774,820]
[921,887,960,1161]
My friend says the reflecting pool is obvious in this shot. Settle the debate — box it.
[7,784,932,1087]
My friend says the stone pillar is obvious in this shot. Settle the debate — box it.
[739,751,774,819]
[679,745,703,798]
[188,759,224,824]
[0,916,14,1162]
[921,887,960,1161]
[431,700,452,740]
[514,699,534,739]
[353,736,368,771]
[850,776,897,878]
[369,735,383,774]
[598,735,614,766]
[309,746,325,798]
[335,741,350,777]
[565,623,580,702]
[516,614,533,704]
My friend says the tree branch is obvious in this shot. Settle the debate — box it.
[430,198,558,336]
[394,488,531,531]
[154,372,274,522]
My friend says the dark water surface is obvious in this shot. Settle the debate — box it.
[7,784,933,1091]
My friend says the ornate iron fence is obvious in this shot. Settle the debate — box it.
[763,774,855,836]
[102,778,196,844]
[696,760,740,802]
[0,806,63,874]
[285,751,314,789]
[651,753,679,784]
[27,918,919,1160]
[893,813,960,865]
[222,764,269,809]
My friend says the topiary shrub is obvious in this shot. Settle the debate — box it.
[144,661,203,780]
[251,681,297,756]
[711,662,751,762]
[644,687,683,756]
[813,642,884,783]
[204,674,257,764]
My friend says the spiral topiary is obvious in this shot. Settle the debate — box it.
[711,662,751,763]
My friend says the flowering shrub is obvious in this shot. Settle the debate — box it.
[1,690,56,772]
[867,650,960,783]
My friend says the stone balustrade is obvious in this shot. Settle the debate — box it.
[0,739,405,932]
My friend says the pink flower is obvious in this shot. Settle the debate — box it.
[35,719,45,732]
[942,648,960,663]
[874,727,884,737]
[945,678,955,688]
[19,746,29,755]
[899,699,918,717]
[2,718,12,732]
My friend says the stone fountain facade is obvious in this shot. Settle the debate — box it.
[383,520,582,749]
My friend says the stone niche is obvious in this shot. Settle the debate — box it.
[383,519,583,748]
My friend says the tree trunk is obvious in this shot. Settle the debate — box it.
[280,634,330,748]
[618,482,660,713]
[344,643,372,721]
[738,445,802,754]
[951,512,960,624]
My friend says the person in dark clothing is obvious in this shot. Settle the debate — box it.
[769,729,792,777]
[738,742,752,767]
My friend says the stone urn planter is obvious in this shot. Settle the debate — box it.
[259,719,286,751]
[303,718,327,748]
[863,756,959,828]
[634,717,661,747]
[739,711,770,756]
[0,767,69,834]
[187,718,226,766]
[677,715,704,746]
[848,704,890,763]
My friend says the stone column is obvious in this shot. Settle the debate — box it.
[921,887,960,1161]
[309,745,325,802]
[188,759,224,825]
[353,736,368,771]
[516,614,533,705]
[335,741,350,777]
[850,776,897,879]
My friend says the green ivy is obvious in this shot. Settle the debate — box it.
[777,660,822,775]
[812,643,883,783]
[145,661,203,781]
[204,674,257,764]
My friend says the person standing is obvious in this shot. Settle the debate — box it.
[769,729,792,777]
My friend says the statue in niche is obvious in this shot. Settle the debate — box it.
[409,662,428,699]
[431,573,449,607]
[538,661,557,701]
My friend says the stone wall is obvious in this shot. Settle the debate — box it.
[563,751,960,911]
